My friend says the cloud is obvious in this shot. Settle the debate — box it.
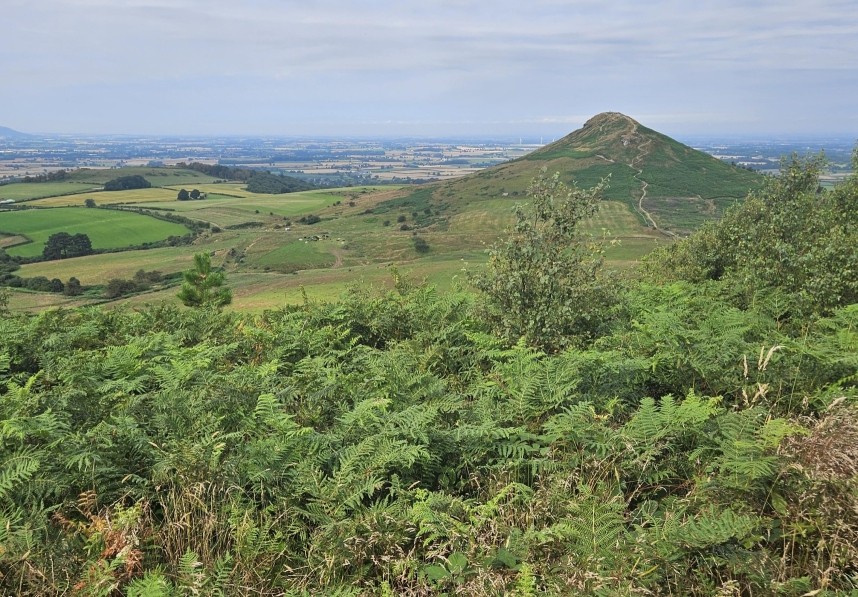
[1,0,856,135]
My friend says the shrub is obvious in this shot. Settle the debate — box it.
[471,169,617,352]
[104,278,139,299]
[413,237,430,253]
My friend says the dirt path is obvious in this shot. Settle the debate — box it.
[330,246,344,268]
[627,123,661,231]
[244,234,264,255]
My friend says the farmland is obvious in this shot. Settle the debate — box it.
[0,181,101,201]
[2,116,824,313]
[0,207,190,257]
[3,155,664,312]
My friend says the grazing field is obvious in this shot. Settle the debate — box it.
[67,167,219,186]
[0,207,191,257]
[249,239,337,273]
[4,161,664,313]
[111,250,486,311]
[3,287,95,311]
[0,181,101,201]
[29,187,181,207]
[16,229,249,283]
[0,234,28,248]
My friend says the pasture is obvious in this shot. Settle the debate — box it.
[0,207,190,257]
[16,229,249,284]
[0,181,101,202]
[67,167,219,186]
[30,187,180,207]
[3,287,95,312]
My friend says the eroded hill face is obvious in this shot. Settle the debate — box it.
[395,112,763,235]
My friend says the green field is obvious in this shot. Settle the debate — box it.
[250,239,336,273]
[16,229,249,284]
[0,181,101,201]
[0,207,191,257]
[31,187,181,207]
[0,168,222,205]
[67,167,219,187]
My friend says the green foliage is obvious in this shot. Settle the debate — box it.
[104,277,139,299]
[646,153,858,317]
[245,171,314,194]
[42,231,93,260]
[0,256,855,594]
[103,174,152,191]
[176,253,232,309]
[471,168,618,352]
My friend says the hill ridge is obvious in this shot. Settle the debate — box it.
[0,125,32,139]
[413,112,763,235]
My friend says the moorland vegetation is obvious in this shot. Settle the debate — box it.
[1,153,856,595]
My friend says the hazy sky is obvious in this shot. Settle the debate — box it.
[2,0,857,138]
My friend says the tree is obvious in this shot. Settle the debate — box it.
[42,233,93,260]
[64,277,83,296]
[103,175,151,191]
[189,189,201,200]
[245,171,314,194]
[177,253,232,308]
[84,198,96,208]
[471,168,617,352]
[645,152,858,317]
[177,189,190,201]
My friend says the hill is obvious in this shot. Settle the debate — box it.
[0,125,33,139]
[388,112,764,235]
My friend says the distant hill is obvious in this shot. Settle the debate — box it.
[388,112,764,235]
[0,126,33,139]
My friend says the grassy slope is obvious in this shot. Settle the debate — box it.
[67,167,219,186]
[385,112,763,235]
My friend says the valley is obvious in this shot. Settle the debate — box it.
[0,113,850,313]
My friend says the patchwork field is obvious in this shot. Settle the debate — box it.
[4,163,668,313]
[0,207,191,257]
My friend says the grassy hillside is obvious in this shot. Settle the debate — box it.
[386,112,763,235]
[67,166,219,187]
[0,181,102,201]
[8,177,662,313]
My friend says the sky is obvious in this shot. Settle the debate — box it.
[2,0,857,139]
